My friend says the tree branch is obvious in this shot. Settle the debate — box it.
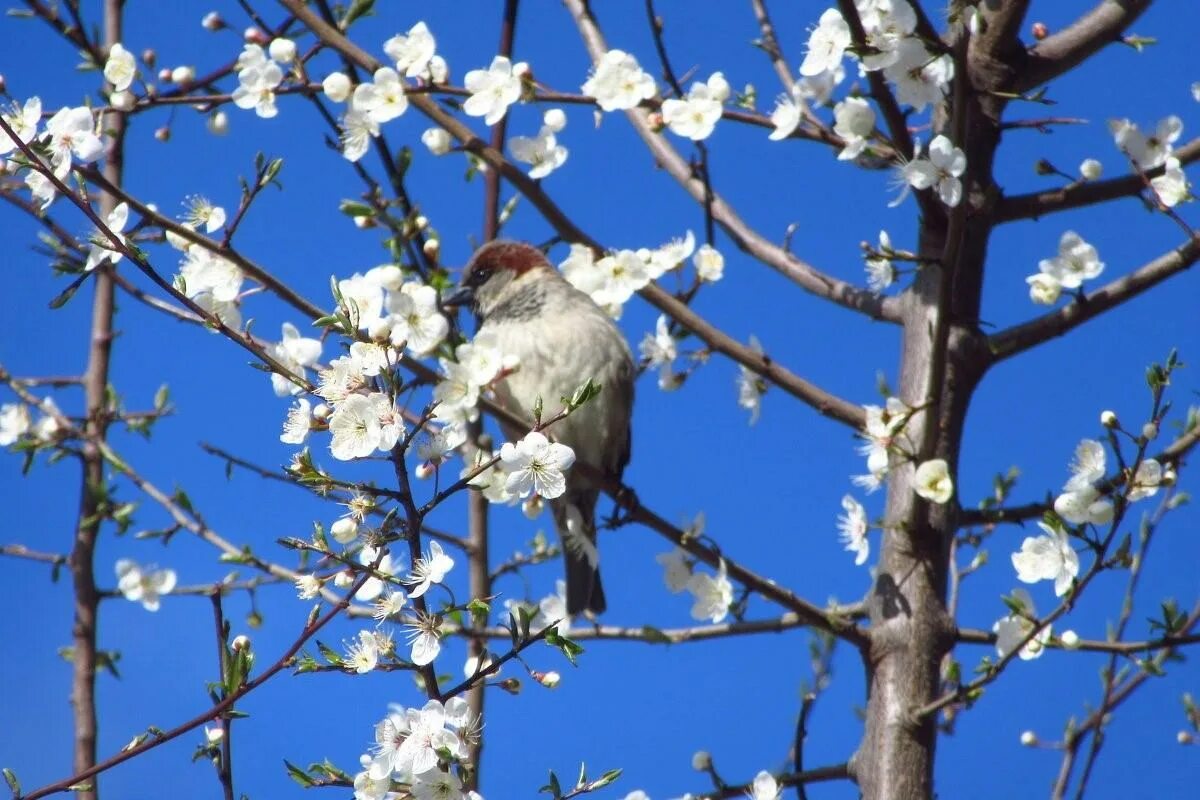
[1017,1,1153,92]
[564,0,901,325]
[988,237,1200,363]
[996,138,1200,223]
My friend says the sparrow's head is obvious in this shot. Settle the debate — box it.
[443,240,555,318]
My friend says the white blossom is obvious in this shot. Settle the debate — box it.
[993,588,1051,660]
[384,22,437,79]
[661,73,727,141]
[833,97,875,160]
[687,561,733,623]
[914,459,954,504]
[463,56,525,125]
[280,398,313,445]
[883,38,954,112]
[693,244,725,282]
[1109,115,1182,169]
[902,135,966,207]
[1011,521,1079,597]
[104,43,137,91]
[499,431,575,500]
[800,9,851,77]
[837,494,869,565]
[404,540,455,599]
[1150,157,1191,207]
[581,49,657,111]
[1038,231,1104,290]
[115,559,177,611]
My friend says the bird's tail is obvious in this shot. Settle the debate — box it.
[552,490,606,616]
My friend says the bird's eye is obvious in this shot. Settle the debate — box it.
[467,266,493,287]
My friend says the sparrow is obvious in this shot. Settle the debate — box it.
[443,240,634,615]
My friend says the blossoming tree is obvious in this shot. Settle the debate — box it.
[1,2,1198,800]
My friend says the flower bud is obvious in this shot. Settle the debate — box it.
[415,462,434,480]
[333,570,354,588]
[322,71,352,103]
[313,403,331,421]
[158,67,173,83]
[110,91,135,111]
[201,12,225,31]
[691,751,712,771]
[154,125,171,142]
[1059,630,1080,649]
[414,214,429,231]
[513,61,531,79]
[171,65,196,84]
[365,319,391,344]
[268,37,297,63]
[1179,731,1195,745]
[205,725,225,743]
[231,634,251,652]
[142,49,157,68]
[421,127,452,155]
[648,111,665,132]
[0,74,7,94]
[422,238,441,260]
[1020,731,1038,747]
[1079,159,1103,180]
[1141,422,1158,441]
[532,670,560,688]
[1031,22,1048,40]
[543,108,567,133]
[522,495,544,520]
[353,215,373,229]
[243,26,269,45]
[330,517,359,544]
[1100,410,1118,428]
[206,111,229,136]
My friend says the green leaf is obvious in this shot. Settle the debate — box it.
[339,200,375,218]
[3,767,21,796]
[284,760,316,788]
[316,640,344,667]
[539,770,563,799]
[341,0,376,28]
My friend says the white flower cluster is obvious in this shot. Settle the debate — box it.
[503,579,572,639]
[231,43,286,118]
[354,698,481,800]
[0,398,64,445]
[559,232,721,319]
[831,397,955,567]
[896,135,966,208]
[661,72,730,141]
[171,227,246,328]
[802,3,952,110]
[1025,231,1104,306]
[324,23,449,161]
[115,558,177,612]
[463,56,527,126]
[581,49,657,112]
[509,108,568,179]
[656,528,735,624]
[1,98,103,209]
[1109,116,1192,207]
[997,433,1173,660]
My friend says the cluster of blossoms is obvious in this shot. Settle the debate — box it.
[231,42,287,118]
[115,559,177,612]
[833,397,955,567]
[656,530,735,624]
[895,135,966,208]
[321,23,449,161]
[508,108,569,179]
[1109,115,1192,207]
[802,3,953,111]
[502,579,571,639]
[559,232,722,319]
[581,49,658,112]
[1025,231,1104,306]
[353,698,482,800]
[172,223,246,328]
[0,398,64,446]
[1,97,103,209]
[998,425,1173,660]
[661,72,730,141]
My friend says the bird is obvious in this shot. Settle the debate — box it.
[443,240,634,616]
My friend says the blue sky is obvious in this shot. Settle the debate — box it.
[2,2,1199,799]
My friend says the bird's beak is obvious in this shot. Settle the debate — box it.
[440,285,474,309]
